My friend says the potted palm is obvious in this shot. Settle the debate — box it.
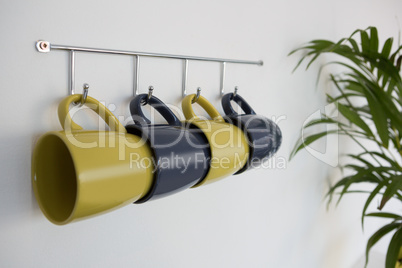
[289,27,402,268]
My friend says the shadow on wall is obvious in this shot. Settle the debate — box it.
[0,134,43,222]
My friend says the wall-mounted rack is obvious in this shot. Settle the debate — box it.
[36,40,263,98]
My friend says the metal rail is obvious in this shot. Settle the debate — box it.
[36,40,263,97]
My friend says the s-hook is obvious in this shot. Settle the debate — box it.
[231,86,238,99]
[75,83,89,107]
[141,86,154,105]
[192,87,201,104]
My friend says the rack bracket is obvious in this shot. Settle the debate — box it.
[36,41,50,53]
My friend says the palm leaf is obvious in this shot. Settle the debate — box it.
[381,38,393,59]
[365,212,402,220]
[385,227,402,268]
[362,180,389,227]
[357,151,402,170]
[365,222,400,267]
[337,102,374,137]
[379,175,402,210]
[303,117,343,128]
[336,169,382,205]
[290,130,338,160]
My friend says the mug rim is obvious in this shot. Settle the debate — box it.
[32,131,79,225]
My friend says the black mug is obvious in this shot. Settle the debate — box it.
[221,93,282,174]
[126,94,210,203]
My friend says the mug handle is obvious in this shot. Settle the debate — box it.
[221,93,256,116]
[182,94,224,122]
[130,94,182,126]
[58,94,126,133]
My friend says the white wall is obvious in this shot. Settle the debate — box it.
[0,0,401,267]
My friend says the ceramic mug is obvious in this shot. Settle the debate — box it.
[32,95,154,225]
[182,94,249,187]
[221,92,282,173]
[126,94,210,203]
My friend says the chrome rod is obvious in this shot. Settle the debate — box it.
[70,50,75,95]
[220,62,226,96]
[36,41,263,65]
[133,55,140,96]
[182,59,189,97]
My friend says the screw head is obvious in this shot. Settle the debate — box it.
[36,41,50,52]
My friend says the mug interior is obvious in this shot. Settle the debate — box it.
[33,134,77,224]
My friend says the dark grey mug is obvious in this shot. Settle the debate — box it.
[221,93,282,174]
[126,94,210,203]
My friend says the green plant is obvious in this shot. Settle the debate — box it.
[289,27,402,268]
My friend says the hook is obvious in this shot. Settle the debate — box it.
[192,87,201,104]
[142,86,154,105]
[76,83,89,107]
[232,86,238,99]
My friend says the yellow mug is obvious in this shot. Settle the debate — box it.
[182,94,249,187]
[32,95,154,225]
